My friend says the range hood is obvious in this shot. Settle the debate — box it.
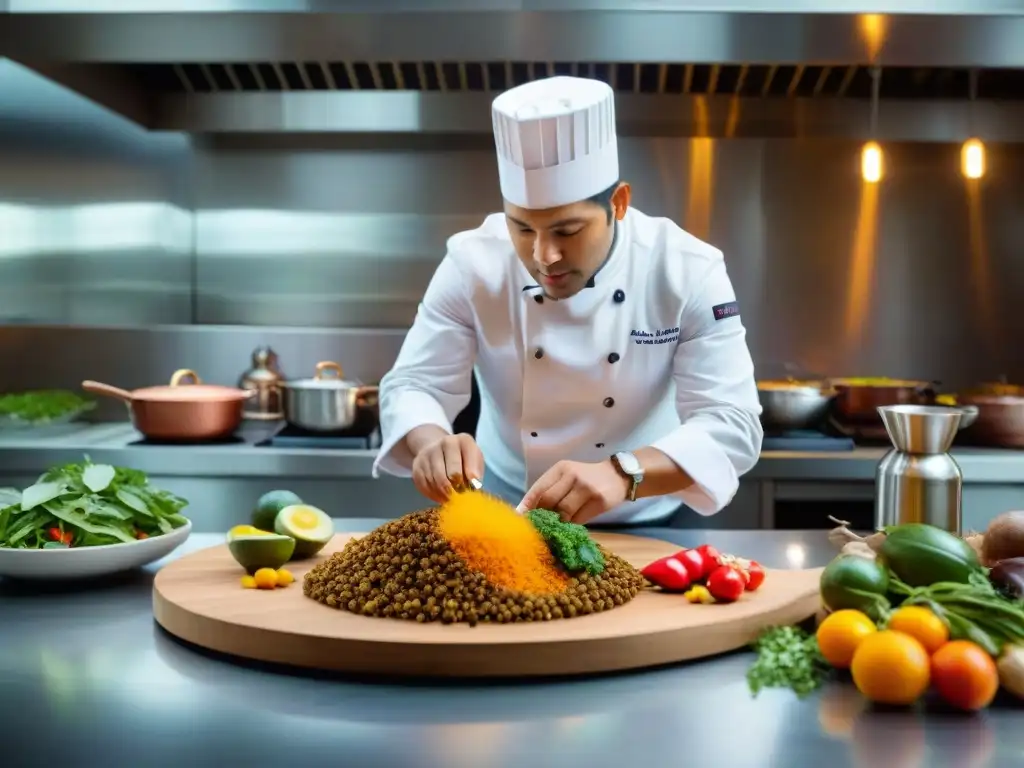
[4,0,1024,137]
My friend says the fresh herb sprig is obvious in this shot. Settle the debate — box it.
[747,625,833,698]
[0,390,95,423]
[526,508,605,575]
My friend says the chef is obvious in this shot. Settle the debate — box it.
[371,75,763,526]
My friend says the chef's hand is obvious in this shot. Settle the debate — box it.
[408,428,485,504]
[516,460,630,525]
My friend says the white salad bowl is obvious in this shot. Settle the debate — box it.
[0,519,192,580]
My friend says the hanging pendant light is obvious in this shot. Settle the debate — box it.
[861,66,884,183]
[961,69,985,180]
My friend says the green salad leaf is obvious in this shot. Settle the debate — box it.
[0,456,189,549]
[0,390,96,423]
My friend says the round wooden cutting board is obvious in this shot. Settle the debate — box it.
[153,532,823,678]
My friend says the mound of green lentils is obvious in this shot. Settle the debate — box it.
[302,509,646,626]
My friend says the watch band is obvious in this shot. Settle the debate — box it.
[611,451,644,502]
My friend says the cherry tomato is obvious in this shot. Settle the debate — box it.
[48,527,63,542]
[696,544,722,574]
[671,549,708,581]
[706,565,745,602]
[746,561,766,591]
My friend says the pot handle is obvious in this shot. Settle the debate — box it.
[315,361,344,380]
[917,380,941,401]
[169,369,202,386]
[81,380,134,402]
[356,385,380,407]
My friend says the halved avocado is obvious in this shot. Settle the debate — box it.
[228,534,296,574]
[226,524,274,542]
[252,489,304,532]
[274,504,334,559]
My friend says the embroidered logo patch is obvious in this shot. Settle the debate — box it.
[629,327,680,345]
[712,301,740,321]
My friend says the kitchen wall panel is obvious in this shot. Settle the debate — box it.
[192,137,767,332]
[0,59,193,326]
[2,107,1024,395]
[189,136,1022,388]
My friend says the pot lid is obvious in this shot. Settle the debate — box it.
[135,385,251,401]
[757,379,828,390]
[135,369,252,401]
[830,377,930,387]
[283,361,360,390]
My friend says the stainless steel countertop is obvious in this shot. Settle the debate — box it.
[0,522,1019,768]
[2,422,1024,483]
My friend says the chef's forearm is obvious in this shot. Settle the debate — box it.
[629,446,696,498]
[403,424,451,459]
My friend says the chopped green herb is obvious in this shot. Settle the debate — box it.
[0,456,189,549]
[0,390,95,423]
[747,625,833,699]
[526,508,605,575]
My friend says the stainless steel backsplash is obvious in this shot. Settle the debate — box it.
[1,59,1023,401]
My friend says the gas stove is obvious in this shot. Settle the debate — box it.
[255,424,381,450]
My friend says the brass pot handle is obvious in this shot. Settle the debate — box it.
[356,385,380,407]
[315,361,344,380]
[169,369,202,387]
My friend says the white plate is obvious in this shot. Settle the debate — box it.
[0,519,192,580]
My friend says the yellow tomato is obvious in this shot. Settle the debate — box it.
[816,609,878,669]
[851,630,931,705]
[887,606,949,654]
[253,567,279,590]
[276,568,295,587]
[240,575,257,589]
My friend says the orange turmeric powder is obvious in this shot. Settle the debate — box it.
[438,490,569,595]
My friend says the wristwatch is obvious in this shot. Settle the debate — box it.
[611,451,644,502]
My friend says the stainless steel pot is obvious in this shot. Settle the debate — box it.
[757,380,836,431]
[280,361,379,433]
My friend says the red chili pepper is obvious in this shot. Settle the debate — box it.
[696,544,722,575]
[706,565,745,602]
[641,556,692,592]
[671,548,708,581]
[745,560,766,591]
[48,527,63,542]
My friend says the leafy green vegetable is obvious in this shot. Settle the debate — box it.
[0,390,95,423]
[888,570,1024,656]
[0,456,189,549]
[747,625,833,698]
[526,508,605,575]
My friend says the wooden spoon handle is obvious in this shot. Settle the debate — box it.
[81,381,134,402]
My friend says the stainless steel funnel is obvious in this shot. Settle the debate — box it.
[877,405,963,455]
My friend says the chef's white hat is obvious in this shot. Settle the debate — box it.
[491,76,619,210]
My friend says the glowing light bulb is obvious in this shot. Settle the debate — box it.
[861,141,883,183]
[961,138,985,180]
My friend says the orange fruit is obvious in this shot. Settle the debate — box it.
[850,630,931,705]
[887,606,949,654]
[930,640,999,711]
[817,609,878,669]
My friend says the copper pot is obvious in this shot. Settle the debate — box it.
[82,369,255,441]
[830,378,937,425]
[957,390,1024,448]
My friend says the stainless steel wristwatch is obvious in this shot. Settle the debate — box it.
[611,451,644,502]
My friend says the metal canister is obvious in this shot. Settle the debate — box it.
[874,405,964,534]
[238,346,285,420]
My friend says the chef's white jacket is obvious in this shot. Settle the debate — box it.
[372,207,763,524]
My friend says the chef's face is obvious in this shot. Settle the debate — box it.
[504,182,631,300]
